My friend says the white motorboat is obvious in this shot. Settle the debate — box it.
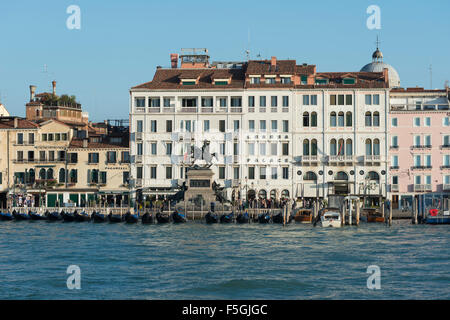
[320,211,342,228]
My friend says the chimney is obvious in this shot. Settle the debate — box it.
[14,117,18,128]
[52,81,56,95]
[170,53,178,68]
[383,68,389,86]
[29,85,36,102]
[271,56,277,67]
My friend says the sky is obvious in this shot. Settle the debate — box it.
[0,0,449,121]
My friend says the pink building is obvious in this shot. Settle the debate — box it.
[389,87,450,210]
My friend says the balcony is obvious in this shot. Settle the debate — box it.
[329,155,354,166]
[162,106,175,113]
[248,107,255,113]
[441,165,450,170]
[135,107,145,113]
[135,179,143,187]
[441,145,450,150]
[259,108,266,113]
[391,184,399,192]
[301,155,319,166]
[135,155,143,163]
[180,107,197,113]
[390,166,399,170]
[148,107,160,113]
[411,145,432,150]
[414,184,432,192]
[443,184,450,191]
[390,145,399,150]
[271,107,278,113]
[230,107,242,113]
[364,155,382,165]
[411,165,432,170]
[282,107,289,113]
[201,107,213,113]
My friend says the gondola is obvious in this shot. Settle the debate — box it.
[271,212,284,224]
[141,211,154,224]
[124,212,139,223]
[74,210,91,222]
[205,211,218,224]
[171,211,186,223]
[46,210,61,221]
[108,212,124,223]
[92,211,107,222]
[236,212,249,224]
[220,212,234,223]
[258,212,271,224]
[61,210,75,222]
[29,211,47,221]
[156,212,170,223]
[0,211,13,221]
[12,210,30,220]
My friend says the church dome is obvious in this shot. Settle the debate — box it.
[361,48,400,88]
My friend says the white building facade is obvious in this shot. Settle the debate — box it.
[129,51,390,205]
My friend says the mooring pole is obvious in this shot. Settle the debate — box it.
[389,196,393,226]
[356,199,360,226]
[349,199,353,226]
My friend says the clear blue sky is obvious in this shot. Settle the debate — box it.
[1,0,449,121]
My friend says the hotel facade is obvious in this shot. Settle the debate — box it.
[129,49,396,205]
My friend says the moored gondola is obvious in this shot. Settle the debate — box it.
[61,210,75,222]
[124,211,139,223]
[0,211,13,221]
[205,211,218,224]
[46,210,61,221]
[156,212,170,223]
[271,212,284,224]
[108,212,124,223]
[74,210,91,222]
[141,211,154,224]
[258,212,271,224]
[92,211,107,222]
[171,211,186,223]
[236,211,249,224]
[12,210,30,220]
[220,212,234,223]
[29,211,47,221]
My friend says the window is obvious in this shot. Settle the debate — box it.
[28,133,34,144]
[414,155,422,167]
[303,112,310,127]
[303,139,310,156]
[311,112,317,127]
[330,112,336,127]
[259,143,266,156]
[282,167,289,179]
[122,171,129,184]
[230,97,242,107]
[166,120,172,132]
[301,76,307,85]
[282,120,289,132]
[392,118,398,127]
[248,96,255,107]
[282,143,289,156]
[338,95,345,105]
[425,155,432,167]
[166,142,172,155]
[233,120,240,132]
[250,77,260,84]
[219,97,227,107]
[392,155,399,167]
[100,171,107,184]
[303,95,310,105]
[248,143,255,155]
[265,78,276,84]
[373,94,380,105]
[443,117,450,127]
[165,166,172,179]
[271,120,278,132]
[233,143,239,155]
[365,112,372,127]
[203,120,210,132]
[151,142,157,155]
[137,120,143,133]
[392,136,398,147]
[150,166,157,179]
[260,120,266,132]
[414,135,421,147]
[414,117,420,127]
[48,134,53,141]
[137,143,143,156]
[42,133,47,142]
[271,96,277,107]
[260,96,266,107]
[233,167,239,179]
[121,151,130,163]
[425,117,431,127]
[443,155,450,167]
[107,151,117,163]
[151,120,157,132]
[219,166,226,179]
[219,120,226,132]
[345,95,352,105]
[365,139,372,156]
[163,98,171,107]
[443,135,450,147]
[282,96,289,107]
[365,94,372,105]
[373,112,380,127]
[17,133,23,145]
[270,143,277,156]
[271,167,278,180]
[338,112,344,127]
[424,135,431,147]
[220,143,225,155]
[136,167,143,180]
[248,166,255,180]
[311,95,317,105]
[259,167,266,179]
[346,112,352,127]
[373,139,380,156]
[281,77,291,84]
[201,97,213,107]
[330,95,336,105]
[149,97,160,107]
[135,97,145,107]
[249,120,255,132]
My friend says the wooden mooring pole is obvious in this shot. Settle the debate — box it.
[389,196,393,226]
[356,199,360,226]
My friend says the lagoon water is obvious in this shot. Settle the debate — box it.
[0,220,448,299]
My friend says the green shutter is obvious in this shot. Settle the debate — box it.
[47,194,57,207]
[69,194,79,206]
[58,194,64,206]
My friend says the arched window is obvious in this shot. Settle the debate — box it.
[365,139,372,156]
[338,112,345,127]
[330,139,337,156]
[346,111,352,127]
[39,168,46,180]
[367,171,380,181]
[304,171,317,181]
[311,112,318,127]
[303,139,310,156]
[346,139,353,156]
[70,169,78,183]
[59,168,66,183]
[270,189,277,199]
[373,139,380,155]
[28,169,35,184]
[330,112,336,127]
[338,139,345,155]
[365,112,372,127]
[311,139,318,156]
[303,112,309,127]
[258,189,267,199]
[335,171,349,180]
[47,168,54,180]
[373,112,380,127]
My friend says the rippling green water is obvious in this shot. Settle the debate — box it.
[0,220,448,299]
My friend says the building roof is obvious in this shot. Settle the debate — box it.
[246,59,296,75]
[0,117,39,129]
[69,138,128,149]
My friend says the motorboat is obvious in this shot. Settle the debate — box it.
[294,209,313,223]
[320,211,342,228]
[424,208,450,224]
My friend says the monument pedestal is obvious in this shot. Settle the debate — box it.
[184,168,216,205]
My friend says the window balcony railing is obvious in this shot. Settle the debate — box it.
[365,155,381,162]
[135,107,146,113]
[441,145,450,149]
[271,107,278,113]
[135,155,143,163]
[414,184,432,192]
[282,107,289,113]
[259,107,266,113]
[441,165,450,169]
[248,107,255,113]
[390,165,399,170]
[148,107,160,113]
[390,145,399,150]
[391,184,399,192]
[135,132,143,141]
[201,107,213,113]
[443,184,450,191]
[180,107,197,113]
[230,107,242,113]
[411,145,432,149]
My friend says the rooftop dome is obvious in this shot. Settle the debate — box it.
[361,48,400,88]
